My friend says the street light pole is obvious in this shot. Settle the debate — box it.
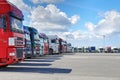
[66,35,68,43]
[103,35,105,48]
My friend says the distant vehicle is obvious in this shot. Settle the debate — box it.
[63,41,67,53]
[41,33,49,55]
[112,48,119,53]
[23,26,32,58]
[59,38,67,53]
[105,47,112,53]
[78,48,83,53]
[67,43,72,53]
[72,47,74,53]
[0,0,24,67]
[59,38,63,53]
[28,27,40,57]
[98,48,104,53]
[89,46,96,53]
[48,35,59,54]
[84,47,90,53]
[74,47,78,52]
[39,33,44,56]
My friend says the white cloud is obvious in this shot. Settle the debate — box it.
[8,0,31,11]
[40,10,120,47]
[8,0,80,32]
[85,22,95,31]
[61,10,120,47]
[51,30,91,40]
[29,4,80,32]
[70,15,80,24]
[31,0,64,4]
[86,10,120,36]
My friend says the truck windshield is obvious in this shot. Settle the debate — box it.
[25,33,30,40]
[51,39,56,43]
[62,42,67,45]
[51,39,59,44]
[44,38,48,43]
[40,37,44,43]
[34,33,39,40]
[10,16,23,33]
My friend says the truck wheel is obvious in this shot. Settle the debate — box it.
[49,49,53,55]
[0,65,8,68]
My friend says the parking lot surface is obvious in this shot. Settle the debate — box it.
[0,53,120,80]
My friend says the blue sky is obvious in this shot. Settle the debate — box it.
[8,0,120,48]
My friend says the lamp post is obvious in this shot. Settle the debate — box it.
[103,35,105,48]
[66,35,68,42]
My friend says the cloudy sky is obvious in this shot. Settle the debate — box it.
[8,0,120,48]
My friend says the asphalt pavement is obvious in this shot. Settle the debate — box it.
[0,53,120,80]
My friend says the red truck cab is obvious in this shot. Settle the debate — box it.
[40,33,49,55]
[0,0,24,67]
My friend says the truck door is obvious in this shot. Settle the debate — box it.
[0,15,7,58]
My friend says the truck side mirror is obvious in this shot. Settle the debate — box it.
[2,15,7,31]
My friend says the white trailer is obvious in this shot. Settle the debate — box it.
[47,35,60,54]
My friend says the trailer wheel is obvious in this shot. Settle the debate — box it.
[49,49,53,55]
[0,65,8,68]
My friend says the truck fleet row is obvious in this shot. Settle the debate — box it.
[1,0,119,67]
[76,46,120,53]
[0,0,73,67]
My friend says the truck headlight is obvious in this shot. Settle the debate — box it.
[9,52,15,57]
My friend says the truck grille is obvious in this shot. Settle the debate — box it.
[16,48,24,59]
[17,37,24,41]
[15,37,24,46]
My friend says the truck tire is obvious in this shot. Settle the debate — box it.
[0,65,8,68]
[49,49,53,55]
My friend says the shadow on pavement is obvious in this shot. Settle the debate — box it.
[24,59,54,62]
[0,67,72,74]
[25,54,63,62]
[38,55,63,60]
[11,62,52,66]
[0,54,72,74]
